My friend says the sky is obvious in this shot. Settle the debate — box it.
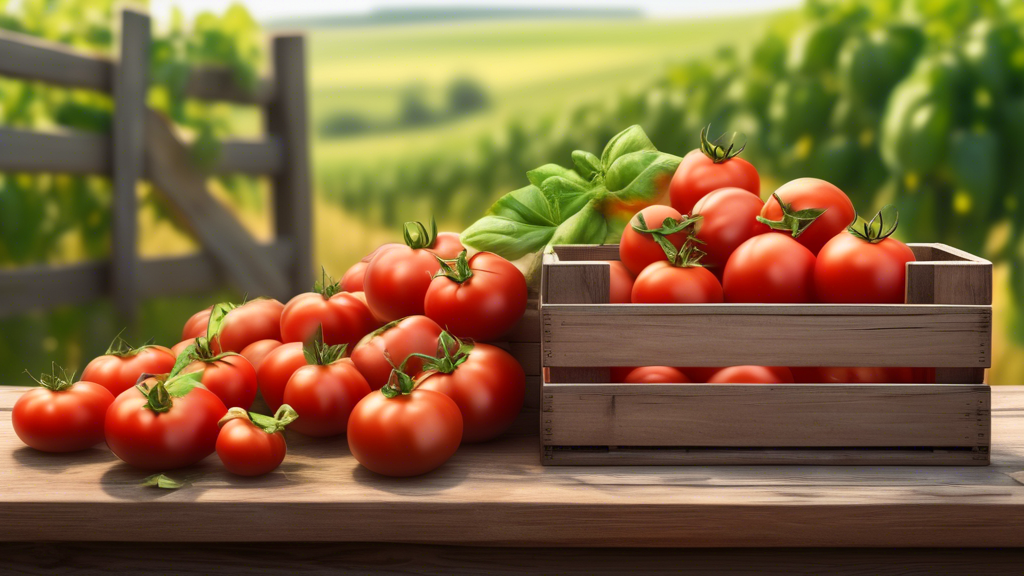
[149,0,802,23]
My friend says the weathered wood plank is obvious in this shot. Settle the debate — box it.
[542,303,991,368]
[0,386,1021,547]
[543,447,988,466]
[542,383,990,449]
[144,110,291,301]
[266,34,313,296]
[0,29,112,91]
[110,9,150,320]
[551,245,621,261]
[214,138,285,175]
[0,128,110,174]
[0,243,291,318]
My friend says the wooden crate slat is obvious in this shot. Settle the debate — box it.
[542,383,990,449]
[542,303,990,368]
[542,447,989,466]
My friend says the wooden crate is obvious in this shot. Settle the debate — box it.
[539,243,992,466]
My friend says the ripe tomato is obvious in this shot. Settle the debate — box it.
[351,315,443,390]
[416,338,525,443]
[105,373,227,470]
[364,220,445,322]
[815,206,916,304]
[256,342,307,412]
[797,367,890,384]
[607,261,635,304]
[692,187,768,269]
[239,339,282,372]
[681,367,720,383]
[280,276,378,348]
[759,178,856,255]
[424,251,527,341]
[618,205,691,276]
[632,261,724,304]
[216,405,297,476]
[171,338,195,358]
[340,261,368,292]
[623,366,690,383]
[348,370,463,477]
[82,336,176,396]
[181,299,284,354]
[431,232,465,259]
[184,353,258,410]
[669,127,760,216]
[13,366,114,452]
[723,234,816,303]
[283,359,371,437]
[708,366,794,384]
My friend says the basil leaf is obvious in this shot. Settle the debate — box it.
[485,184,559,227]
[601,125,657,169]
[571,150,602,181]
[461,216,556,261]
[538,175,595,221]
[547,198,608,247]
[605,150,683,203]
[526,164,588,189]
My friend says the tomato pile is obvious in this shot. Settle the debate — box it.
[12,219,529,480]
[611,127,927,386]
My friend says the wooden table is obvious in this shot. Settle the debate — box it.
[2,386,1023,574]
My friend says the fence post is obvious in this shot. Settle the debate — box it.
[111,9,150,321]
[266,34,312,297]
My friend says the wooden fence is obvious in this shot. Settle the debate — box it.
[0,9,310,320]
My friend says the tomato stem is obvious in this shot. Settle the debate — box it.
[433,250,474,283]
[381,368,417,398]
[402,217,438,250]
[756,192,828,239]
[313,267,342,299]
[699,124,747,164]
[847,204,900,244]
[24,362,76,392]
[103,328,158,358]
[406,331,473,376]
[301,325,347,366]
[219,404,298,434]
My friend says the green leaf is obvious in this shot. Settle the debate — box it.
[605,150,683,202]
[547,198,608,247]
[485,184,559,227]
[571,151,603,181]
[142,473,185,490]
[526,164,588,189]
[600,125,657,169]
[206,301,237,342]
[164,371,204,398]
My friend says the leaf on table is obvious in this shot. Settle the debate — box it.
[142,473,186,490]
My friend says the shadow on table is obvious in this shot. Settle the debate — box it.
[97,457,316,501]
[12,444,119,472]
[349,456,471,494]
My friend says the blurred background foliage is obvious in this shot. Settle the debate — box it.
[1,0,1022,384]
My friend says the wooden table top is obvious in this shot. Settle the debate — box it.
[1,386,1022,548]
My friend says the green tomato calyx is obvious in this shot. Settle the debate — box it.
[433,250,474,284]
[634,212,705,267]
[403,217,438,250]
[219,404,298,434]
[103,329,157,358]
[756,192,827,239]
[25,362,76,392]
[313,267,343,299]
[302,325,348,366]
[699,124,747,164]
[381,368,417,399]
[848,205,900,244]
[407,331,473,376]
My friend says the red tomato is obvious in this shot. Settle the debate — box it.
[609,366,635,382]
[431,232,465,259]
[416,342,525,443]
[815,229,916,304]
[82,342,176,396]
[105,374,227,470]
[13,367,114,452]
[364,246,440,322]
[618,205,689,276]
[669,129,760,216]
[681,367,720,383]
[185,355,258,410]
[708,366,794,384]
[350,316,443,390]
[283,360,371,437]
[341,261,369,293]
[760,178,856,256]
[239,339,282,372]
[257,342,308,412]
[692,187,768,269]
[623,366,690,383]
[172,338,195,358]
[723,234,816,303]
[280,290,378,349]
[181,299,285,354]
[216,409,292,477]
[424,252,527,341]
[631,261,724,304]
[348,386,463,477]
[810,367,890,384]
[361,243,402,263]
[607,261,635,304]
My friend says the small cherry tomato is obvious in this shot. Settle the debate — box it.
[82,335,176,396]
[623,366,690,383]
[669,126,760,216]
[105,372,227,470]
[707,366,794,384]
[619,205,692,276]
[13,365,115,453]
[348,370,463,477]
[216,405,297,476]
[723,233,816,303]
[416,335,525,443]
[424,251,528,341]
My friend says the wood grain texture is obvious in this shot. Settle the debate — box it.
[551,244,621,261]
[0,386,1021,547]
[542,304,990,368]
[266,34,313,296]
[542,383,989,449]
[0,29,112,91]
[145,110,291,301]
[0,128,110,174]
[4,543,1023,575]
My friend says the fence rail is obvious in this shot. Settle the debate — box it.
[0,8,310,319]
